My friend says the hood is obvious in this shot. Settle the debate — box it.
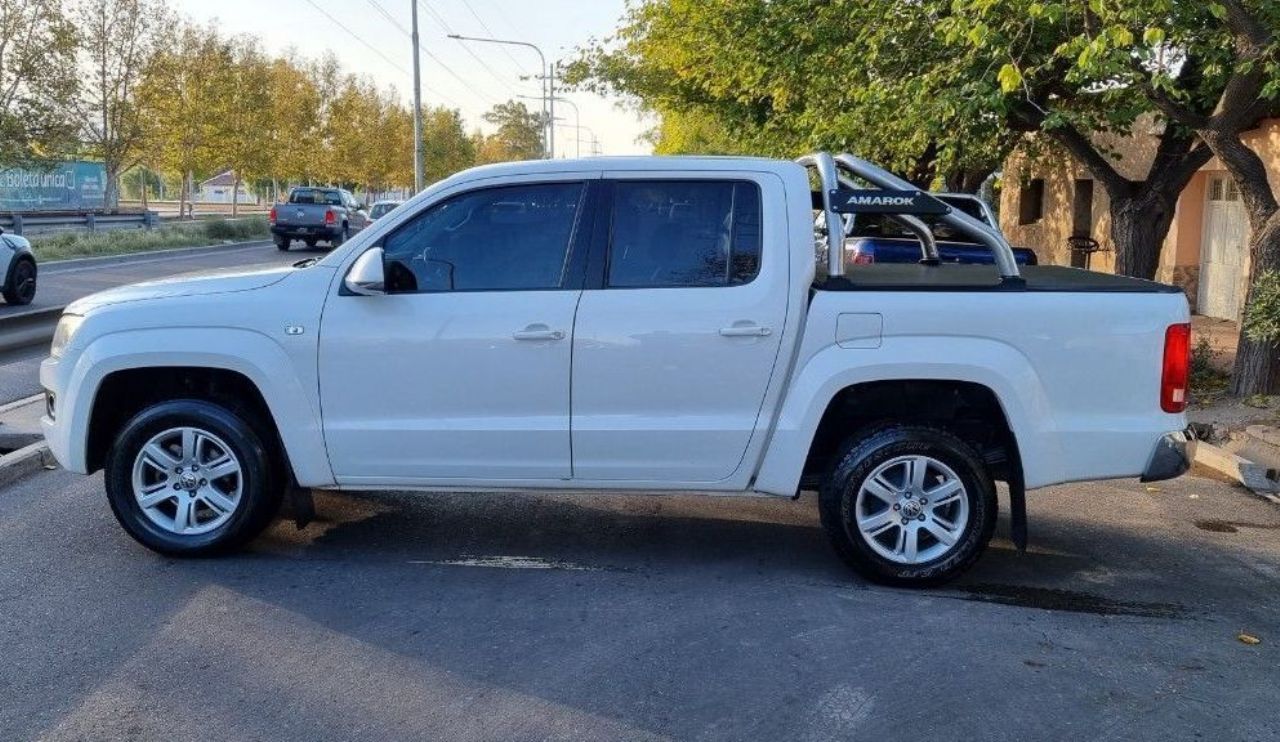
[67,263,296,314]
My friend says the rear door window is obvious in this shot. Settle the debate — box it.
[607,181,762,288]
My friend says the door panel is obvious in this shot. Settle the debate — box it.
[1199,176,1248,320]
[319,178,592,482]
[570,174,789,482]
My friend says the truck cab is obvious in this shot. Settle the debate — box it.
[40,154,1191,586]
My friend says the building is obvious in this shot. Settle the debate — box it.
[197,170,255,205]
[999,118,1280,320]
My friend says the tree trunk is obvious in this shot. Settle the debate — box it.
[232,175,240,217]
[1231,214,1280,395]
[103,163,121,214]
[1109,192,1176,280]
[140,167,149,212]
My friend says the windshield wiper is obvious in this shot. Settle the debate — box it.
[292,257,319,268]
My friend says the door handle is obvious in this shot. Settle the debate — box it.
[719,323,772,337]
[513,325,565,341]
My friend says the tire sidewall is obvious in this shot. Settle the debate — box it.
[3,257,35,305]
[104,400,278,555]
[821,426,997,586]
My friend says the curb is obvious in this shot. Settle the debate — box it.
[1189,440,1280,505]
[0,440,53,489]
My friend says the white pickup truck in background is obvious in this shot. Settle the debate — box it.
[40,153,1191,586]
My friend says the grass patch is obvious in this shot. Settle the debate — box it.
[28,216,269,261]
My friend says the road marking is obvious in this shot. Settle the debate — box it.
[409,555,604,571]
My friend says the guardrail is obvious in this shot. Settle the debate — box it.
[0,211,265,237]
[0,306,63,354]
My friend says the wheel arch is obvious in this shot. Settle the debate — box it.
[61,328,334,487]
[753,338,1054,496]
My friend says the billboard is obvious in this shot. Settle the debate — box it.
[0,161,107,212]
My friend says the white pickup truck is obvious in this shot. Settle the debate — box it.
[40,153,1192,586]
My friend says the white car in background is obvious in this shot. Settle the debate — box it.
[0,228,37,305]
[368,200,402,221]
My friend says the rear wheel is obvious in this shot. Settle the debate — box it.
[331,223,349,247]
[274,235,290,251]
[819,424,997,586]
[2,257,36,305]
[104,399,284,556]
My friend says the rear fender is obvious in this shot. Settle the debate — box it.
[753,336,1057,495]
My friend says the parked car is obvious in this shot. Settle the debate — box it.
[368,200,402,221]
[269,187,368,250]
[40,153,1191,586]
[0,227,37,305]
[845,193,1039,265]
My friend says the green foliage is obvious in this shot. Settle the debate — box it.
[475,100,547,163]
[1243,270,1280,344]
[1189,336,1229,402]
[29,216,269,260]
[0,0,80,165]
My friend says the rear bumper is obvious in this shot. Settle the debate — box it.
[1140,429,1192,482]
[271,225,340,240]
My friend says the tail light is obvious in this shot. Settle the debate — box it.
[850,250,874,265]
[1161,323,1191,413]
[324,209,336,225]
[268,206,276,224]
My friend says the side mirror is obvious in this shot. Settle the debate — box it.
[344,247,386,295]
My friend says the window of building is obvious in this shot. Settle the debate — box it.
[1018,178,1045,225]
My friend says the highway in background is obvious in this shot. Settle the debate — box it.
[0,241,310,403]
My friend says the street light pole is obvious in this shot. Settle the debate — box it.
[520,94,580,157]
[448,33,551,159]
[410,1,425,190]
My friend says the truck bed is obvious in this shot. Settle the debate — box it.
[817,264,1183,293]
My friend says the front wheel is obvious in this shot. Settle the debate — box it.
[104,399,284,556]
[819,424,997,587]
[2,257,36,305]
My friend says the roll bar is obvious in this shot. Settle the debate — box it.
[796,151,1021,280]
[795,153,846,279]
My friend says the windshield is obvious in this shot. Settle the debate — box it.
[289,188,342,206]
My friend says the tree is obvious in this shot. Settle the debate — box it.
[0,0,79,166]
[75,0,170,211]
[215,36,274,215]
[421,106,475,183]
[475,100,546,163]
[567,1,1227,267]
[136,23,227,218]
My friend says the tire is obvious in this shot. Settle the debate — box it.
[304,238,318,249]
[332,223,349,247]
[819,424,997,587]
[2,257,36,305]
[275,235,290,251]
[104,399,284,556]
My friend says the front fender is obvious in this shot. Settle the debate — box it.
[752,335,1059,495]
[51,327,334,486]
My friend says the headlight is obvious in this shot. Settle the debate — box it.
[50,314,84,358]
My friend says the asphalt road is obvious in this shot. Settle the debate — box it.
[2,467,1277,740]
[0,242,312,403]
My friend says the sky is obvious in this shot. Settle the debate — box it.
[170,0,653,157]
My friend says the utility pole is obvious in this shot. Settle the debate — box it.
[548,62,556,159]
[411,0,425,191]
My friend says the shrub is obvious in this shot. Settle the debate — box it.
[1243,270,1280,344]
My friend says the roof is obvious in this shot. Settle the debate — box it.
[198,170,238,187]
